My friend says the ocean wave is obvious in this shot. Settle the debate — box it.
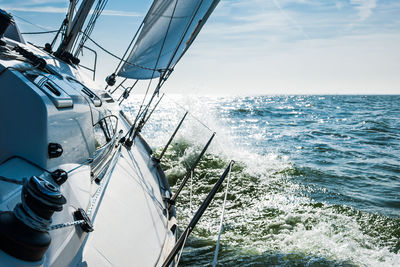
[155,138,400,266]
[124,95,400,266]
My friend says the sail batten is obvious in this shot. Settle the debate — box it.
[117,0,220,80]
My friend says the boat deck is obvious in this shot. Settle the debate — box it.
[73,114,176,267]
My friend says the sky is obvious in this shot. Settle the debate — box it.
[1,0,399,95]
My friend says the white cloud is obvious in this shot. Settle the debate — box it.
[335,1,344,10]
[101,10,141,17]
[167,32,400,95]
[4,6,141,17]
[350,0,377,20]
[5,6,67,13]
[272,0,310,39]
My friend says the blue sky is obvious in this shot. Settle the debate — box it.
[1,0,399,94]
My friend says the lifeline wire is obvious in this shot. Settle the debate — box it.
[0,176,24,185]
[212,162,233,266]
[82,32,157,71]
[174,226,191,267]
[163,93,214,132]
[21,30,59,35]
[157,94,233,159]
[13,14,51,31]
[13,15,158,71]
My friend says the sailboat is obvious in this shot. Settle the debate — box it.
[0,0,231,266]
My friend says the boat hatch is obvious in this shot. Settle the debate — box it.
[31,75,73,108]
[100,92,115,103]
[67,77,102,107]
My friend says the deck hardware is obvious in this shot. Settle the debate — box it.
[109,77,127,94]
[48,143,63,158]
[13,45,47,69]
[0,176,66,261]
[54,50,80,65]
[51,169,68,185]
[106,73,116,86]
[118,79,139,105]
[73,208,94,233]
[169,132,216,207]
[44,81,61,96]
[122,90,129,99]
[124,138,133,149]
[170,224,177,234]
[161,161,235,267]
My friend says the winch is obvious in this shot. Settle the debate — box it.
[0,176,66,262]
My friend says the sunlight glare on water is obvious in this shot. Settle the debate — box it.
[124,95,400,266]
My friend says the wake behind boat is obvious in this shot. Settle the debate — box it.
[0,1,231,266]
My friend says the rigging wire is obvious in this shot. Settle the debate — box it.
[163,93,214,132]
[123,0,181,144]
[13,4,155,71]
[157,0,205,85]
[117,79,139,102]
[20,30,59,35]
[111,0,158,76]
[47,18,68,50]
[125,0,209,145]
[81,32,159,71]
[111,21,143,75]
[156,93,233,160]
[135,0,181,127]
[74,0,108,57]
[12,14,51,31]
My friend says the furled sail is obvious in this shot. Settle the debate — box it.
[117,0,220,80]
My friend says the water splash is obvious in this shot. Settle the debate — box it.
[123,95,400,266]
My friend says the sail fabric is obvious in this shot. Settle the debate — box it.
[117,0,220,80]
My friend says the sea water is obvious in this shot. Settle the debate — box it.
[124,95,400,266]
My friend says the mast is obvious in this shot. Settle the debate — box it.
[65,0,77,37]
[56,0,96,55]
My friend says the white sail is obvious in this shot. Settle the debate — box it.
[117,0,220,80]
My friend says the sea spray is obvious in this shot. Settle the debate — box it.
[124,95,400,266]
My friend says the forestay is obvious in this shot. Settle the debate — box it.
[117,0,220,80]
